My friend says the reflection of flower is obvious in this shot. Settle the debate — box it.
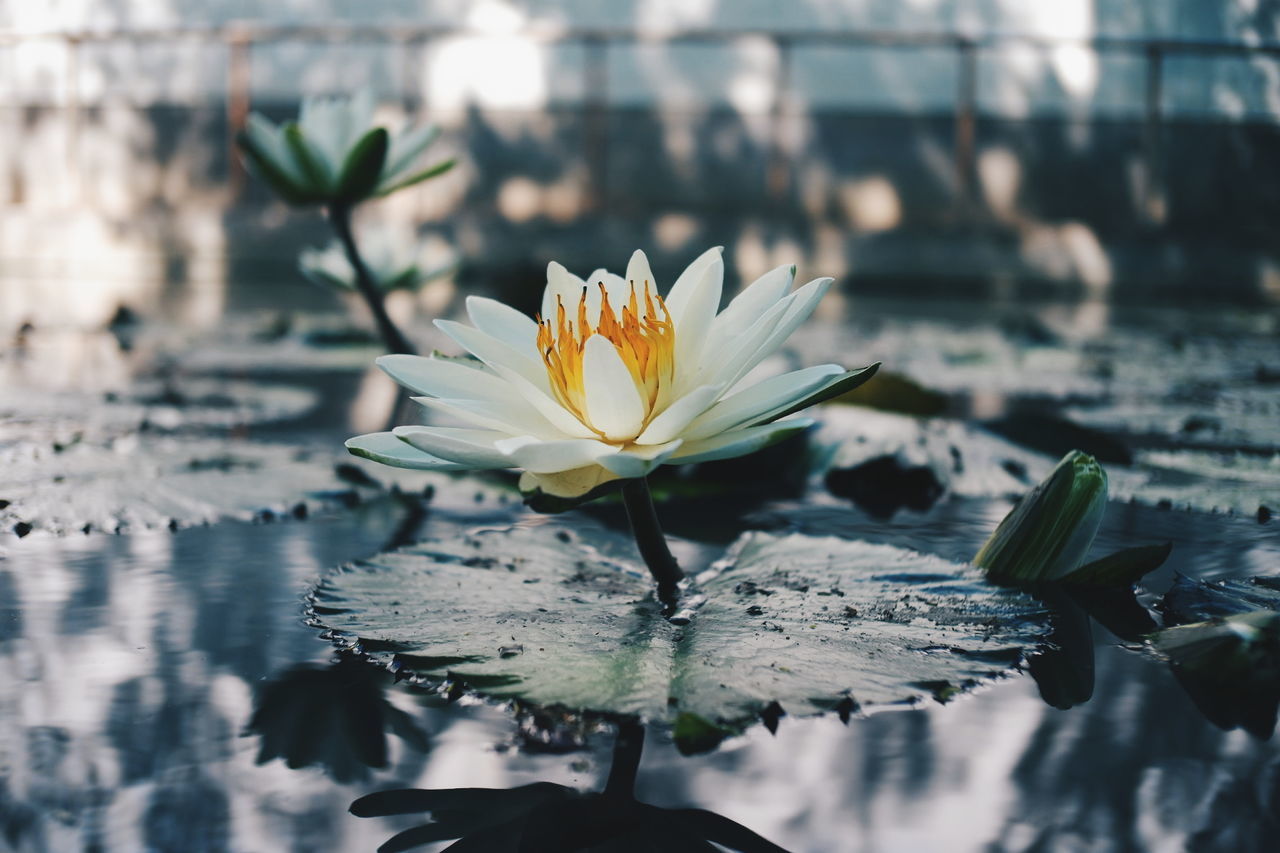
[298,229,456,293]
[348,248,869,499]
[248,658,429,784]
[238,90,454,206]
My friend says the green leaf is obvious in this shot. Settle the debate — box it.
[236,129,320,205]
[336,127,390,205]
[282,122,334,194]
[760,363,880,424]
[1062,542,1172,587]
[672,713,735,756]
[309,526,1049,746]
[975,450,1108,583]
[376,157,457,197]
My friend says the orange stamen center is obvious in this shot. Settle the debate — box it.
[537,280,675,437]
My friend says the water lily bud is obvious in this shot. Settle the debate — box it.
[236,90,455,207]
[975,450,1108,583]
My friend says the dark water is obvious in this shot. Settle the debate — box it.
[2,299,1278,852]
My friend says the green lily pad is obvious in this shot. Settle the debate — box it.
[309,525,1049,750]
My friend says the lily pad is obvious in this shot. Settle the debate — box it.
[0,377,320,443]
[0,437,514,536]
[309,525,1049,749]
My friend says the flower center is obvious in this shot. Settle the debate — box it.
[537,280,675,437]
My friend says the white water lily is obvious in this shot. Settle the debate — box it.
[347,248,876,499]
[239,90,455,206]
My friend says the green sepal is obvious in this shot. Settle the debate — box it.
[282,122,333,194]
[336,127,390,205]
[760,363,880,424]
[1063,542,1172,587]
[376,158,457,197]
[236,129,321,205]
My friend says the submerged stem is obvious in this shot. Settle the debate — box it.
[621,477,683,608]
[327,204,417,356]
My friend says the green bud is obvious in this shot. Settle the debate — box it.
[975,450,1108,583]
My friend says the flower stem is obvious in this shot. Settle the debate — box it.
[621,477,683,607]
[327,204,417,356]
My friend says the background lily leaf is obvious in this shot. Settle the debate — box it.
[376,157,457,197]
[309,525,1049,750]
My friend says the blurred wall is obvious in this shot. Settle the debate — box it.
[3,0,1280,329]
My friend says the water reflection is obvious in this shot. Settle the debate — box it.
[351,721,787,852]
[249,656,430,785]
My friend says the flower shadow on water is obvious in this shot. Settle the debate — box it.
[247,655,431,785]
[349,721,788,853]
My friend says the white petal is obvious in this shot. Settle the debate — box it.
[345,432,471,470]
[663,246,723,324]
[683,364,844,440]
[579,268,628,327]
[434,319,546,389]
[519,465,620,499]
[669,259,723,394]
[705,264,795,354]
[695,294,791,390]
[486,362,598,439]
[723,277,832,388]
[493,435,618,473]
[376,353,506,399]
[669,419,815,465]
[624,250,656,295]
[581,335,646,441]
[465,296,540,361]
[634,385,722,445]
[392,425,514,468]
[598,440,684,477]
[412,396,556,438]
[542,261,586,324]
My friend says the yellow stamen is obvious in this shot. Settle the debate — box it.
[536,279,675,438]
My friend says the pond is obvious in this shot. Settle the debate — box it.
[1,294,1277,852]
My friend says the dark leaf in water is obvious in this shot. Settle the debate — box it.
[982,412,1133,466]
[1152,574,1280,739]
[310,525,1049,748]
[828,369,946,416]
[824,455,945,519]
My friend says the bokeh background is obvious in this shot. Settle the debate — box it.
[4,0,1280,334]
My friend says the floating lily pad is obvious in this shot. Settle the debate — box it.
[310,525,1049,750]
[0,377,320,442]
[1151,574,1280,739]
[0,437,514,536]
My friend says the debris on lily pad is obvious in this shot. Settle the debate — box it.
[309,525,1049,753]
